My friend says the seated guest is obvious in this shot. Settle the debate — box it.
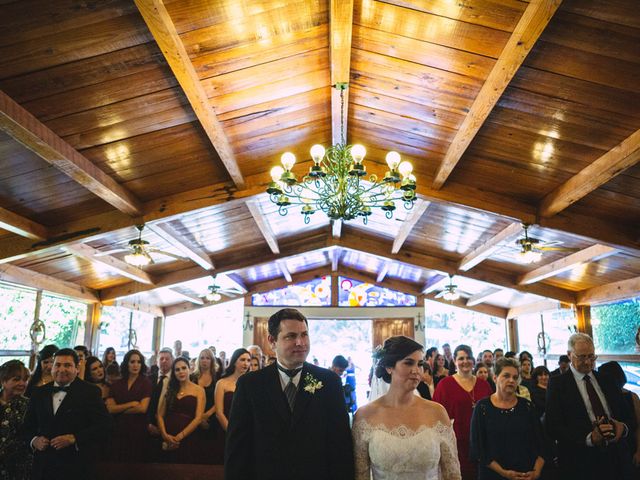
[22,348,111,480]
[0,360,32,480]
[73,345,90,380]
[84,357,109,401]
[25,344,58,397]
[106,349,152,463]
[550,355,570,376]
[101,347,118,369]
[214,348,251,432]
[471,357,545,480]
[157,357,205,463]
[530,365,550,420]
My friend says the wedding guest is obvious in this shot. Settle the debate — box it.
[157,357,205,463]
[426,347,438,371]
[353,336,461,479]
[215,348,251,431]
[550,355,570,377]
[417,360,435,400]
[520,358,534,390]
[192,348,223,463]
[434,353,450,386]
[443,342,456,374]
[519,351,534,363]
[0,360,32,480]
[346,357,358,413]
[247,345,263,369]
[493,349,504,362]
[84,357,109,401]
[219,350,227,368]
[470,357,545,480]
[434,344,493,480]
[101,347,118,369]
[481,350,494,371]
[474,363,495,392]
[73,345,90,380]
[106,349,152,462]
[25,344,58,397]
[173,340,183,358]
[530,365,550,419]
[250,357,260,372]
[105,363,121,384]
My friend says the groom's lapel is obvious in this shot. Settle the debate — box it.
[265,363,292,425]
[292,363,313,426]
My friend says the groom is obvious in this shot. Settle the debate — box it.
[225,308,354,480]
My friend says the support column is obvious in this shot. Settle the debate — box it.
[576,305,592,338]
[507,318,519,352]
[85,303,102,355]
[152,315,164,353]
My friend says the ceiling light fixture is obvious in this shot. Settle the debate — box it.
[124,226,152,266]
[266,83,418,224]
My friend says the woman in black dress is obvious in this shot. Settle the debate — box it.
[25,344,58,397]
[471,357,545,480]
[0,360,31,480]
[191,347,223,464]
[529,365,550,420]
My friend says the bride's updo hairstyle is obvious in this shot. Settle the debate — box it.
[374,336,424,384]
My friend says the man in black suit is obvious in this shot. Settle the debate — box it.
[22,348,111,480]
[147,347,174,433]
[550,354,570,377]
[225,308,354,480]
[545,333,632,480]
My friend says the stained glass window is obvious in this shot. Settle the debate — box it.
[338,276,416,307]
[252,276,332,306]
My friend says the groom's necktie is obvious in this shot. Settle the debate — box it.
[278,365,302,411]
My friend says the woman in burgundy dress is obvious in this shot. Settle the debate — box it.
[214,348,251,432]
[433,344,493,480]
[106,349,152,462]
[191,348,222,464]
[157,357,205,464]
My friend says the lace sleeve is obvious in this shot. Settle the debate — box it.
[352,418,371,480]
[439,422,462,480]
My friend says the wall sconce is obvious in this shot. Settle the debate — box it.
[414,313,425,332]
[243,312,254,332]
[29,319,46,346]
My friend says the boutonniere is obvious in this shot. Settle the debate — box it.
[303,373,324,394]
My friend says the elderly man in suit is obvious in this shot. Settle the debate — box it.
[22,348,111,480]
[545,333,633,480]
[225,308,354,480]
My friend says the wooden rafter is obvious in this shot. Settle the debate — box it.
[507,300,560,318]
[576,276,640,306]
[134,0,245,188]
[102,299,164,317]
[424,293,509,319]
[467,287,503,307]
[0,206,48,240]
[246,200,280,254]
[431,0,563,189]
[277,260,293,283]
[226,273,248,294]
[145,222,214,270]
[421,274,448,294]
[459,222,522,271]
[0,91,143,216]
[167,288,204,305]
[539,128,640,217]
[376,262,390,283]
[330,0,354,145]
[391,200,430,254]
[332,219,343,239]
[66,243,155,285]
[331,247,341,272]
[518,244,617,285]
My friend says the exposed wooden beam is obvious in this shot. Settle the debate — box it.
[226,273,248,294]
[164,295,238,318]
[101,299,164,318]
[0,91,143,216]
[332,219,342,239]
[66,243,154,285]
[459,222,523,271]
[167,288,204,305]
[145,222,214,270]
[391,200,430,254]
[431,0,562,189]
[134,0,245,188]
[577,276,640,306]
[277,260,293,283]
[340,265,421,296]
[246,200,280,254]
[507,300,560,319]
[376,262,390,283]
[425,293,509,319]
[249,267,329,296]
[331,247,340,272]
[539,128,640,217]
[0,263,98,302]
[421,274,448,294]
[518,245,618,285]
[467,287,503,307]
[0,206,48,240]
[330,0,354,145]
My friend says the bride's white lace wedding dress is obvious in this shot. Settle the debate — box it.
[353,420,461,480]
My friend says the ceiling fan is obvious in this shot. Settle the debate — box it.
[96,224,184,266]
[514,224,577,264]
[435,276,466,301]
[203,274,246,302]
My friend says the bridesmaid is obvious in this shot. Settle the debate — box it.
[106,349,152,462]
[433,344,493,480]
[191,348,223,464]
[25,344,58,397]
[214,348,251,432]
[85,356,110,401]
[157,357,204,463]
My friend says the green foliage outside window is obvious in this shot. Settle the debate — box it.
[592,298,640,354]
[0,284,36,350]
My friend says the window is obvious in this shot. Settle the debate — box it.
[338,277,416,307]
[517,308,574,366]
[40,294,88,348]
[164,299,244,359]
[98,306,154,361]
[252,276,331,306]
[592,298,640,355]
[0,283,37,352]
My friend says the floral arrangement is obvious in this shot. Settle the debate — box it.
[303,373,324,394]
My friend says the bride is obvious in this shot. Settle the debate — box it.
[353,336,461,480]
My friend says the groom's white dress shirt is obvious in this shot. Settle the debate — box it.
[276,362,302,390]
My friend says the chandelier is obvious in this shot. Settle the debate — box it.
[266,83,417,224]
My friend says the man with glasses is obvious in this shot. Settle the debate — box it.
[545,333,633,480]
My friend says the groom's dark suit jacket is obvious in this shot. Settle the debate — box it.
[22,378,111,480]
[224,362,354,480]
[545,369,633,480]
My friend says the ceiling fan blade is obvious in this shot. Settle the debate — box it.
[147,248,185,260]
[95,248,129,256]
[537,246,579,252]
[434,291,445,299]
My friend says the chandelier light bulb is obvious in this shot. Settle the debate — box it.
[124,252,151,267]
[521,249,542,264]
[443,290,460,301]
[398,161,413,177]
[351,144,366,163]
[310,144,325,164]
[281,152,296,170]
[270,166,285,182]
[386,151,401,170]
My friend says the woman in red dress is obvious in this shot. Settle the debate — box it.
[433,344,493,480]
[106,349,152,462]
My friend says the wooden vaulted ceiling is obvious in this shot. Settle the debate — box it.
[0,0,639,319]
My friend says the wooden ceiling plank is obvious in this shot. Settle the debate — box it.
[431,0,563,189]
[0,263,98,302]
[422,274,448,294]
[65,243,155,285]
[134,0,245,189]
[330,0,354,145]
[459,222,523,271]
[425,293,509,319]
[246,200,280,254]
[466,287,503,307]
[0,91,143,216]
[277,259,293,283]
[539,128,640,217]
[507,299,560,318]
[145,222,214,270]
[332,219,342,239]
[167,288,204,305]
[376,262,390,283]
[0,206,48,240]
[576,276,640,306]
[517,244,618,285]
[391,200,430,254]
